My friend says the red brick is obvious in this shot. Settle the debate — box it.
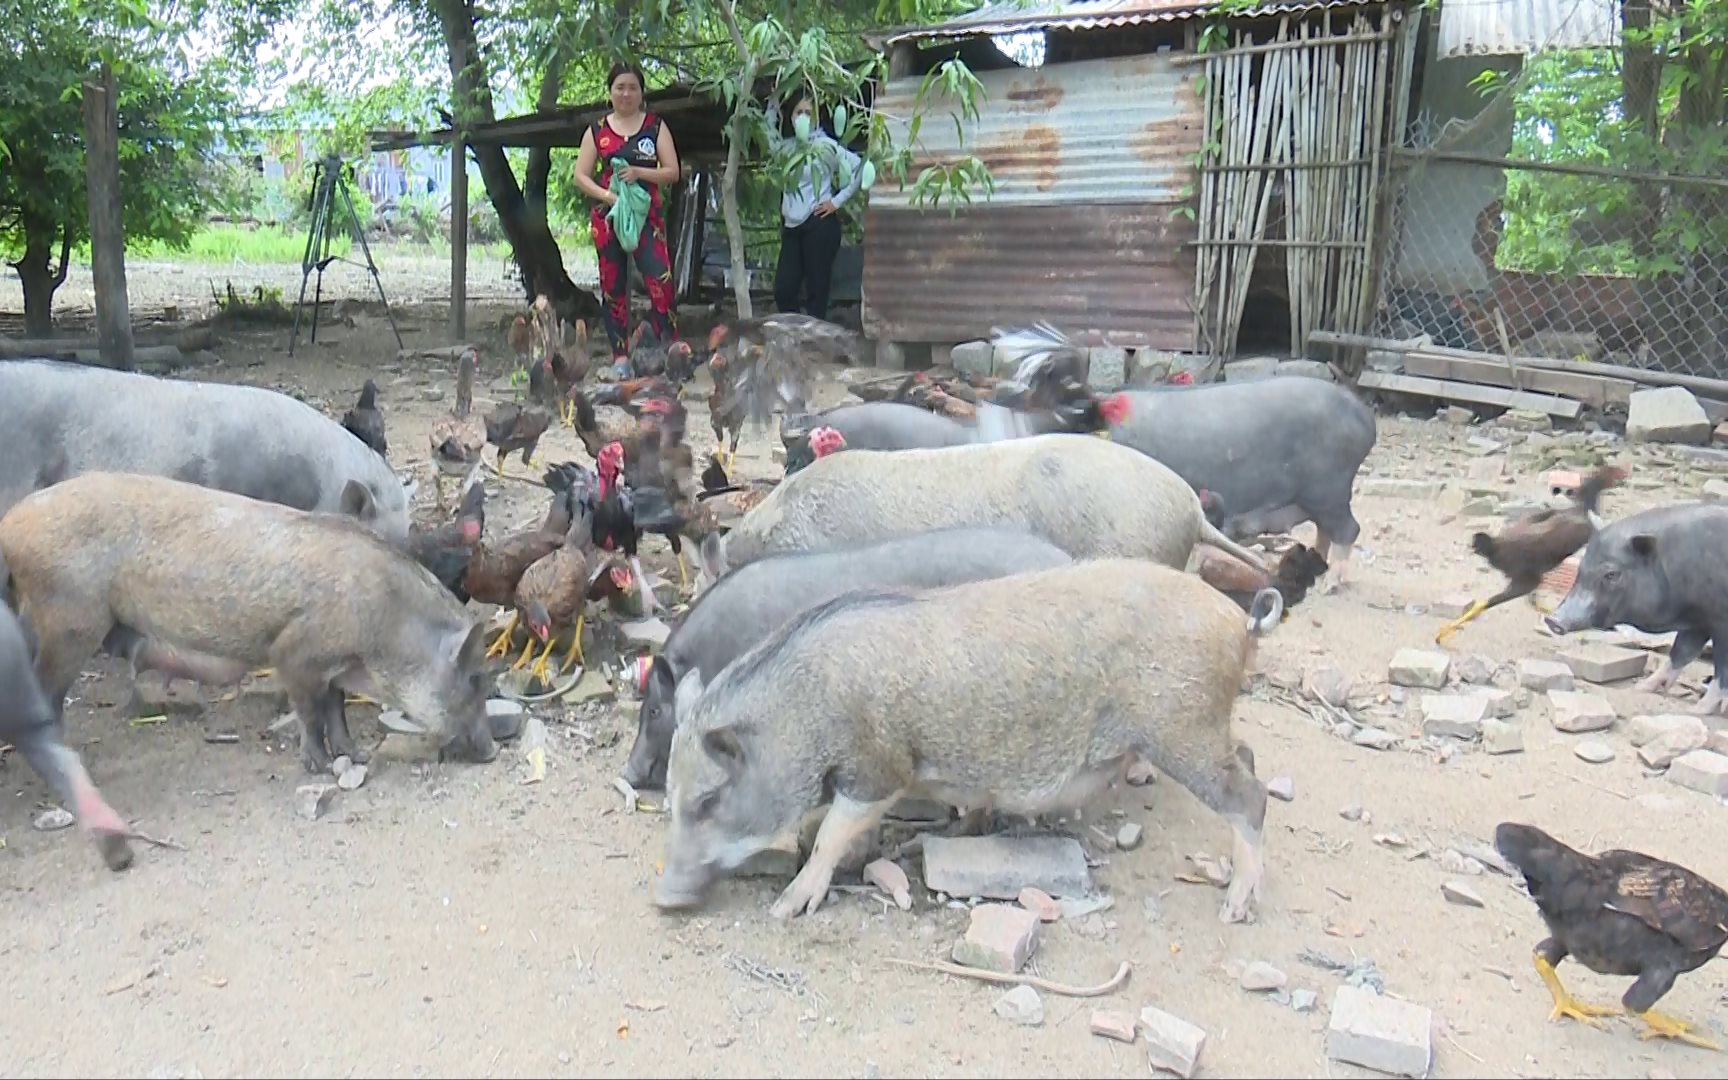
[951,903,1040,974]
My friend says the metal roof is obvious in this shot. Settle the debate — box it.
[1434,0,1619,58]
[866,0,1377,48]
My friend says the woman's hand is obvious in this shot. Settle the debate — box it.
[813,199,838,218]
[604,190,620,206]
[619,164,647,184]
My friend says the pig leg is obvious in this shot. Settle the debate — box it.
[321,686,368,766]
[770,792,901,920]
[1636,627,1708,696]
[1138,739,1268,924]
[1697,632,1728,717]
[285,684,334,774]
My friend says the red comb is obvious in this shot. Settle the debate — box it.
[1097,393,1131,426]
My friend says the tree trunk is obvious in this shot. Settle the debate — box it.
[523,41,572,216]
[433,0,596,322]
[10,216,68,337]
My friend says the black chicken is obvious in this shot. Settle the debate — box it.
[341,379,388,458]
[1434,464,1627,645]
[1496,822,1728,1050]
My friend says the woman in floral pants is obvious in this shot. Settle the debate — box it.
[574,62,681,375]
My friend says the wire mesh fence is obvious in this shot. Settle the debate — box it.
[1372,39,1728,382]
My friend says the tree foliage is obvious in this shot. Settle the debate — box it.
[0,0,240,332]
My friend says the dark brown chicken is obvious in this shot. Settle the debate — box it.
[706,313,864,431]
[508,312,533,368]
[508,491,634,683]
[572,389,655,462]
[696,452,775,529]
[428,348,488,510]
[1195,542,1329,617]
[461,491,574,659]
[341,379,388,459]
[484,402,554,479]
[1496,822,1728,1050]
[1435,464,1627,644]
[405,478,486,602]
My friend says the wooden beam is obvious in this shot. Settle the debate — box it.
[1401,352,1634,409]
[82,63,135,371]
[449,130,468,343]
[1357,370,1583,419]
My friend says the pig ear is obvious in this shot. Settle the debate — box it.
[700,533,727,579]
[673,669,706,717]
[650,656,676,695]
[702,726,748,775]
[451,622,490,672]
[1629,533,1657,560]
[340,480,379,522]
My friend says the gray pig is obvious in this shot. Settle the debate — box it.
[0,583,137,871]
[0,358,414,543]
[1545,502,1728,715]
[622,526,1074,788]
[1100,378,1376,588]
[701,432,1268,576]
[0,471,498,773]
[653,559,1281,923]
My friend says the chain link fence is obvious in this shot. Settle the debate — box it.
[1372,42,1728,382]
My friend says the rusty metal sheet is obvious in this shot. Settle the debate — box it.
[867,0,1375,48]
[1435,0,1618,58]
[870,53,1202,210]
[861,202,1197,348]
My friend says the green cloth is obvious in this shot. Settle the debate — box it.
[606,155,651,253]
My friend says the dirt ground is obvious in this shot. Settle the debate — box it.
[3,260,1728,1080]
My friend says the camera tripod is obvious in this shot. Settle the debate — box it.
[289,155,404,356]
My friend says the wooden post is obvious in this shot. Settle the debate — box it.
[449,129,468,342]
[82,63,135,370]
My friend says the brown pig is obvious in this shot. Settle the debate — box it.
[0,472,498,775]
[653,559,1282,924]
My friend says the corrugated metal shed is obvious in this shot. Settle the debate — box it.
[867,0,1374,48]
[1435,0,1619,58]
[862,52,1201,347]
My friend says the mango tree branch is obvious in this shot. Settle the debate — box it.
[713,0,756,318]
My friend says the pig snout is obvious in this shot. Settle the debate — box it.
[652,852,719,912]
[1544,586,1596,636]
[440,720,499,765]
[621,736,668,791]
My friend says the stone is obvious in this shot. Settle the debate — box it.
[1266,775,1295,802]
[888,796,952,823]
[1429,592,1474,619]
[1438,849,1485,876]
[337,763,368,791]
[864,859,913,910]
[1548,690,1616,733]
[1389,649,1450,689]
[1626,386,1711,445]
[1518,659,1575,692]
[993,985,1044,1026]
[1560,645,1649,684]
[1290,989,1318,1013]
[1639,724,1709,769]
[563,669,616,704]
[1708,730,1728,756]
[1240,961,1287,991]
[1090,1010,1137,1043]
[1303,666,1354,707]
[1420,695,1487,740]
[1704,478,1728,504]
[1087,346,1128,391]
[1716,420,1728,446]
[296,783,337,821]
[32,807,74,831]
[1629,714,1709,748]
[620,617,672,649]
[1501,408,1551,431]
[1276,359,1333,381]
[1139,1005,1207,1080]
[330,755,352,778]
[1017,886,1061,923]
[1666,750,1728,797]
[1126,759,1158,786]
[1574,739,1616,764]
[1224,356,1278,382]
[1360,478,1444,500]
[922,834,1092,900]
[1474,687,1517,719]
[1326,984,1433,1079]
[951,340,992,379]
[1115,822,1144,851]
[1481,718,1525,755]
[952,904,1041,974]
[1442,880,1485,907]
[1353,726,1398,750]
[1454,654,1496,685]
[1440,405,1473,425]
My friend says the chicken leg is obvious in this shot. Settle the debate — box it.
[630,555,658,615]
[1533,952,1615,1028]
[1634,1008,1721,1051]
[561,616,585,673]
[527,636,560,686]
[1435,577,1539,646]
[486,613,520,659]
[509,636,539,672]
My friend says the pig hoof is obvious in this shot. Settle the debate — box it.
[770,875,831,920]
[1636,671,1678,695]
[97,832,136,872]
[301,746,333,775]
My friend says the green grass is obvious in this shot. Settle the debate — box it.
[66,223,532,267]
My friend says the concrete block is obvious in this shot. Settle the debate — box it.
[1548,690,1617,733]
[1481,718,1525,755]
[1639,723,1709,769]
[952,903,1041,974]
[1139,1005,1207,1079]
[1326,985,1433,1079]
[1667,749,1728,797]
[1474,687,1516,718]
[1276,359,1333,381]
[1224,356,1278,382]
[922,834,1092,900]
[950,340,992,379]
[1389,649,1450,690]
[1627,386,1711,445]
[1629,714,1709,748]
[1560,644,1649,684]
[1420,694,1486,739]
[1087,346,1127,391]
[1704,478,1728,504]
[1518,659,1575,692]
